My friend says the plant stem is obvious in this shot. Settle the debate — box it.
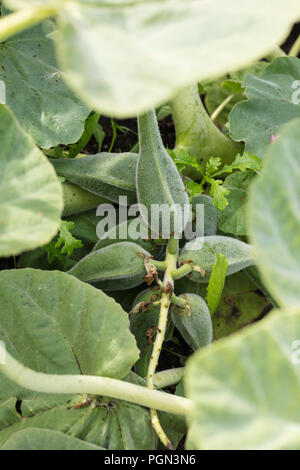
[266,47,286,61]
[146,238,179,449]
[289,35,300,57]
[153,368,185,388]
[0,348,192,416]
[170,84,243,177]
[0,6,58,42]
[211,94,234,122]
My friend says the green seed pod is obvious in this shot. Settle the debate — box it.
[137,110,189,238]
[130,288,162,378]
[52,152,138,205]
[171,293,212,350]
[94,218,154,253]
[62,182,108,217]
[179,236,253,283]
[191,194,218,236]
[68,242,149,291]
[130,288,174,377]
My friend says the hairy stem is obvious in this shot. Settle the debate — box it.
[146,238,179,449]
[0,6,58,42]
[170,84,243,177]
[0,348,192,416]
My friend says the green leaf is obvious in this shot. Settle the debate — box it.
[206,157,222,176]
[0,105,63,257]
[52,152,138,205]
[50,0,300,117]
[230,57,300,157]
[206,253,228,315]
[0,20,89,148]
[179,236,253,283]
[209,180,229,211]
[53,220,83,258]
[217,152,261,175]
[67,112,100,158]
[64,210,102,247]
[249,119,300,307]
[219,171,256,236]
[1,428,104,450]
[68,242,149,291]
[185,309,300,450]
[137,110,189,237]
[171,294,212,351]
[0,269,139,398]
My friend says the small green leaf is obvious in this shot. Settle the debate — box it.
[179,236,253,283]
[206,157,222,176]
[206,253,228,315]
[209,180,229,211]
[185,309,300,450]
[68,242,149,291]
[216,152,261,175]
[55,220,83,257]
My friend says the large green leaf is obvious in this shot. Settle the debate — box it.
[6,0,299,117]
[185,309,300,450]
[53,0,300,117]
[137,110,189,238]
[0,269,139,401]
[0,105,63,257]
[230,57,300,157]
[0,19,89,147]
[52,152,138,205]
[249,119,300,307]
